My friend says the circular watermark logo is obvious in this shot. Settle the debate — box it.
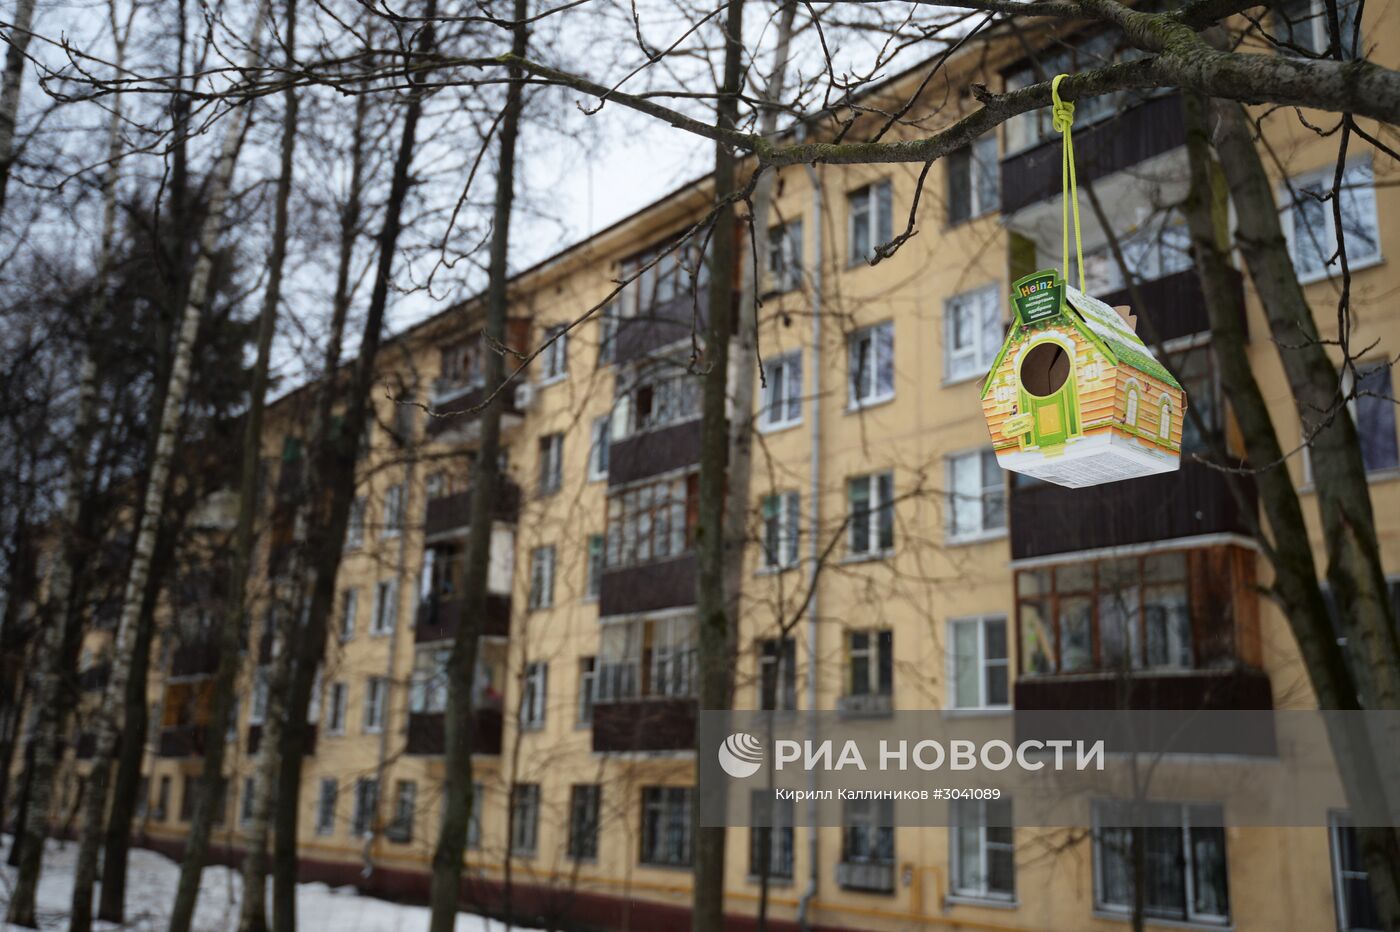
[717,732,764,778]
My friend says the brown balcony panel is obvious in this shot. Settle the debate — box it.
[608,421,702,488]
[1009,461,1257,561]
[614,288,710,362]
[158,725,206,758]
[423,484,522,538]
[406,708,503,756]
[414,594,512,643]
[169,640,220,679]
[592,698,697,752]
[1099,267,1246,345]
[598,554,697,618]
[79,663,111,692]
[1001,93,1185,214]
[1015,667,1273,712]
[74,732,97,761]
[425,387,520,440]
[247,723,317,755]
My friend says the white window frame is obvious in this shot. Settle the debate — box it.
[315,778,337,835]
[528,546,555,611]
[249,669,270,725]
[538,433,564,495]
[588,415,610,481]
[370,580,398,636]
[943,285,1003,385]
[767,219,804,292]
[381,484,405,538]
[847,471,895,558]
[510,783,541,856]
[946,449,1006,543]
[847,180,892,266]
[847,629,893,698]
[1329,811,1382,932]
[363,676,386,734]
[339,588,358,642]
[1344,359,1400,476]
[847,322,895,408]
[520,661,548,729]
[949,797,1016,903]
[759,351,803,431]
[948,134,1000,223]
[327,682,348,735]
[1091,800,1231,926]
[540,324,569,383]
[1273,0,1362,57]
[1281,156,1380,285]
[948,616,1010,711]
[352,778,378,838]
[585,534,604,601]
[761,491,801,570]
[345,498,366,550]
[577,657,597,724]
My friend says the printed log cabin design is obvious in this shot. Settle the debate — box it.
[980,269,1186,489]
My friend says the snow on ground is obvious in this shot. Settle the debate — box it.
[0,836,535,931]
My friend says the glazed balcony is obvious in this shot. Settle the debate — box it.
[413,594,511,643]
[423,482,521,540]
[404,706,504,756]
[1015,667,1273,712]
[598,553,696,619]
[157,724,206,758]
[169,638,220,679]
[1098,267,1245,347]
[591,697,697,753]
[614,287,712,363]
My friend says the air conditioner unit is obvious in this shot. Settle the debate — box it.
[513,381,536,410]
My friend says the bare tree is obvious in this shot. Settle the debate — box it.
[0,0,36,215]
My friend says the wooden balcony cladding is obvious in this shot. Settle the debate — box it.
[157,724,206,758]
[413,594,511,643]
[1009,461,1257,561]
[1099,267,1246,346]
[169,638,221,679]
[247,723,317,756]
[591,697,698,753]
[1001,93,1185,215]
[404,708,503,756]
[423,483,521,538]
[608,421,703,488]
[424,385,522,440]
[614,288,710,363]
[598,553,697,618]
[1015,666,1273,711]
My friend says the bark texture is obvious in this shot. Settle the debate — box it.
[0,0,36,215]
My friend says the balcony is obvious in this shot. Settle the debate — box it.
[607,421,702,488]
[1009,461,1257,561]
[424,384,521,442]
[404,707,504,756]
[74,732,97,761]
[413,594,511,643]
[836,861,895,894]
[1099,267,1245,347]
[247,723,317,755]
[614,287,712,363]
[79,663,111,692]
[592,697,697,753]
[423,483,521,539]
[157,724,206,758]
[598,553,696,619]
[836,693,894,719]
[169,638,220,679]
[1014,667,1273,712]
[1001,93,1185,215]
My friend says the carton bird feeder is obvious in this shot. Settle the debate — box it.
[979,269,1186,489]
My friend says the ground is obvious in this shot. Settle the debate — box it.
[0,836,532,931]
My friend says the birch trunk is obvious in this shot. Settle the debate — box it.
[271,15,431,930]
[693,1,746,928]
[72,21,261,930]
[5,30,124,928]
[0,0,36,216]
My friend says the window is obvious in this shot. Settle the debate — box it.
[339,589,358,641]
[946,450,1005,541]
[540,324,568,382]
[409,646,451,714]
[750,791,794,879]
[240,777,257,826]
[154,775,171,822]
[595,616,697,701]
[538,433,563,495]
[588,415,610,480]
[315,778,337,835]
[528,546,555,610]
[585,535,604,601]
[847,322,895,407]
[947,134,999,223]
[352,778,379,838]
[1094,800,1230,925]
[848,630,893,698]
[767,219,803,292]
[597,303,618,366]
[1083,222,1192,295]
[568,784,601,861]
[761,492,800,569]
[180,775,195,822]
[605,474,698,570]
[847,472,894,557]
[520,662,547,729]
[620,239,709,318]
[1273,0,1361,57]
[382,484,405,537]
[842,797,895,864]
[345,498,366,550]
[437,336,484,396]
[327,682,348,735]
[1285,158,1380,282]
[370,580,397,635]
[363,676,386,734]
[641,786,693,867]
[1164,346,1221,455]
[1346,361,1398,474]
[389,780,415,843]
[848,181,893,265]
[577,657,597,723]
[951,798,1015,901]
[944,286,1003,383]
[1330,812,1382,931]
[951,617,1009,710]
[1004,33,1120,154]
[250,669,270,725]
[759,352,803,431]
[467,781,484,849]
[613,364,701,438]
[1017,552,1193,675]
[510,783,540,856]
[759,637,797,711]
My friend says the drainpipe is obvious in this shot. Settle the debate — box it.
[797,140,823,932]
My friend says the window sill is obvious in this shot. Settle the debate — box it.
[841,550,894,565]
[945,894,1019,910]
[587,472,608,484]
[845,394,895,415]
[1092,909,1231,931]
[1295,252,1382,287]
[369,629,394,639]
[945,528,1008,548]
[538,373,567,388]
[754,563,799,577]
[943,706,1011,717]
[746,874,795,887]
[519,721,546,732]
[941,370,989,389]
[380,531,402,541]
[758,418,803,436]
[638,861,694,873]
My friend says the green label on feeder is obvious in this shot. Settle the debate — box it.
[1012,270,1064,326]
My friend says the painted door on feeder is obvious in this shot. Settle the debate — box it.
[1017,340,1078,449]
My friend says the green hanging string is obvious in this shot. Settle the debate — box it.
[1051,73,1085,293]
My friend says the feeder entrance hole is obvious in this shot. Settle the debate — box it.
[1021,342,1070,398]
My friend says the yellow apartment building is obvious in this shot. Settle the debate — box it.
[52,1,1400,929]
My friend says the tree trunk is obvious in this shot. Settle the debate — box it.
[0,0,36,216]
[1181,91,1400,930]
[73,46,256,929]
[426,4,525,929]
[271,14,432,931]
[692,1,745,928]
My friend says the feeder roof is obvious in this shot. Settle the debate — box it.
[1065,286,1182,389]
